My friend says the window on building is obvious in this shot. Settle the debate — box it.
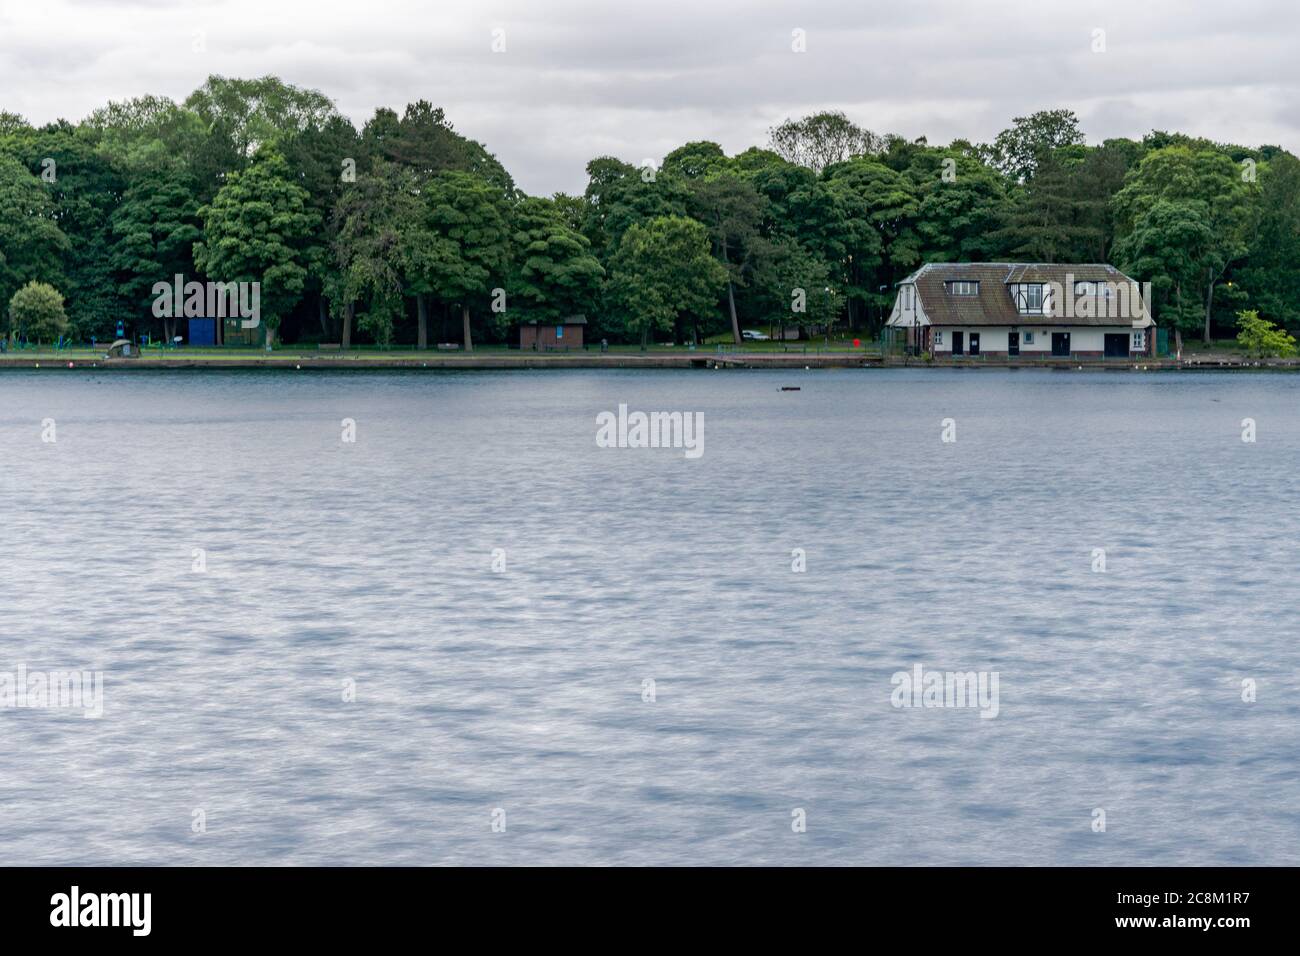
[934,330,944,345]
[1023,331,1034,344]
[904,286,914,309]
[1132,330,1145,350]
[1076,280,1113,299]
[556,325,564,338]
[948,280,978,295]
[1014,284,1044,313]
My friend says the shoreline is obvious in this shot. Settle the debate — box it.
[1,353,1297,371]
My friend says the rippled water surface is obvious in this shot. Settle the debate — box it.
[1,368,1298,865]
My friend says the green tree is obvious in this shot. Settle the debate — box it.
[768,111,884,173]
[746,236,840,340]
[988,109,1085,182]
[184,75,340,167]
[8,280,68,344]
[1235,309,1296,357]
[279,115,360,339]
[549,192,589,234]
[0,111,31,143]
[6,119,123,340]
[749,160,847,267]
[993,150,1103,263]
[357,287,403,348]
[1234,152,1300,330]
[85,95,209,178]
[825,157,920,333]
[194,150,318,347]
[0,155,68,318]
[423,171,511,350]
[506,196,604,329]
[607,216,726,348]
[687,170,768,344]
[1069,139,1145,261]
[907,150,1012,263]
[328,160,418,347]
[109,166,202,341]
[581,156,691,262]
[1112,199,1216,350]
[662,141,728,181]
[362,101,514,195]
[1113,145,1261,343]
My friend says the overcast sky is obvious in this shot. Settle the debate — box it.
[1,0,1296,195]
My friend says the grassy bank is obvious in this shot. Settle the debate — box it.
[3,339,1296,371]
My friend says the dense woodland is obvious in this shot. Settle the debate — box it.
[1,76,1297,349]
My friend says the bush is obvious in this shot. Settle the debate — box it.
[1235,309,1297,358]
[8,281,69,345]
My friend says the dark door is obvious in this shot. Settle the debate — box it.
[1008,331,1019,356]
[187,318,216,346]
[951,331,964,355]
[968,333,980,355]
[1104,333,1129,358]
[1051,332,1071,356]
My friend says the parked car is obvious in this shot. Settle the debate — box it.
[741,330,770,341]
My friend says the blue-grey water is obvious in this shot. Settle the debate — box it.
[1,368,1298,866]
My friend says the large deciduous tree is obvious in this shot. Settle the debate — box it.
[1112,146,1261,343]
[506,196,604,329]
[607,215,726,348]
[988,109,1085,182]
[825,157,920,333]
[746,236,840,340]
[185,75,340,167]
[109,166,202,341]
[907,150,1012,263]
[6,120,122,340]
[768,111,884,173]
[581,156,691,262]
[328,160,419,347]
[194,150,318,347]
[0,154,68,319]
[1234,152,1300,331]
[687,171,767,344]
[423,171,511,351]
[363,100,514,196]
[279,115,360,340]
[1112,200,1216,350]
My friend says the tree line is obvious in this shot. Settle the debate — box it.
[2,78,1297,350]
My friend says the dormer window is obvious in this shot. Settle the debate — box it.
[948,280,978,295]
[1075,281,1112,298]
[1012,283,1044,314]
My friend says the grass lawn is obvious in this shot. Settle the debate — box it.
[3,337,885,360]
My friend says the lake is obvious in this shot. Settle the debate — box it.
[1,367,1298,865]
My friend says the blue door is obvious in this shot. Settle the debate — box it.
[188,318,216,346]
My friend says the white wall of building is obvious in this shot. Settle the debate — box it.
[930,326,1142,353]
[887,283,925,328]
